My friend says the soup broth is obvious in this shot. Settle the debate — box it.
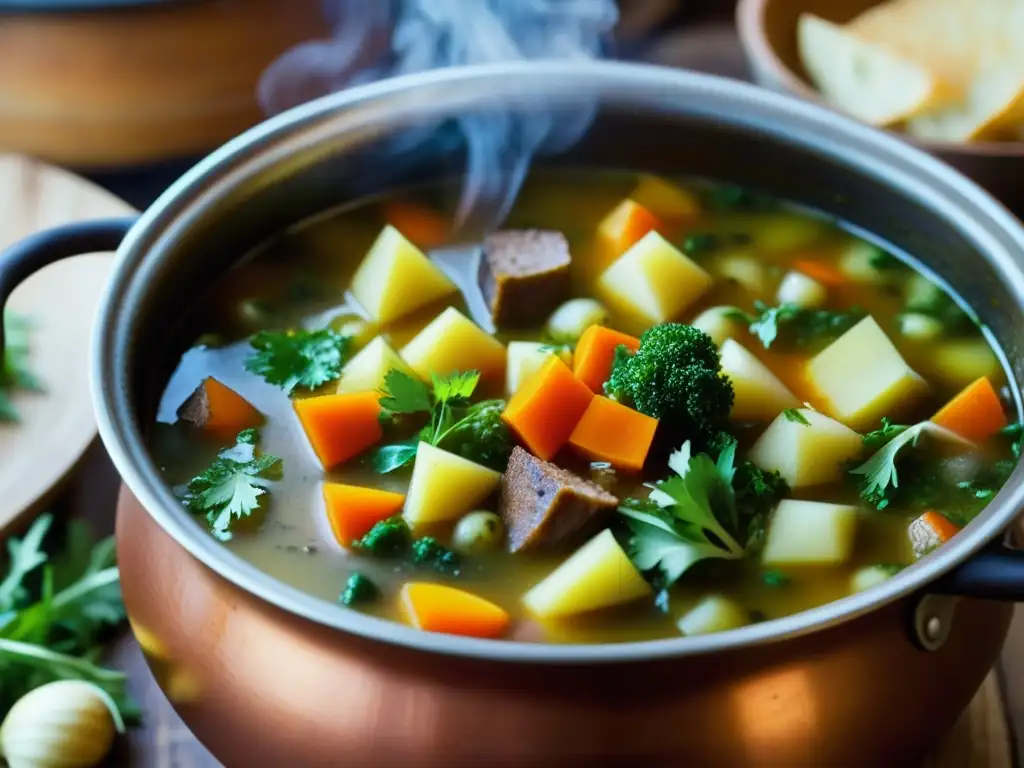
[151,170,1018,644]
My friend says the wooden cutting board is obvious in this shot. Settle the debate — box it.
[2,146,1016,766]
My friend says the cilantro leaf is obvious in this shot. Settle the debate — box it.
[862,417,908,450]
[378,369,432,414]
[783,408,810,426]
[747,301,865,351]
[245,329,351,394]
[850,422,970,509]
[370,439,419,473]
[618,442,745,597]
[181,429,282,539]
[431,370,480,405]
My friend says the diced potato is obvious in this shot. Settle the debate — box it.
[631,175,700,220]
[400,307,507,384]
[930,339,1000,389]
[805,316,928,431]
[711,251,768,294]
[762,500,859,566]
[850,565,896,593]
[898,313,943,342]
[597,231,714,328]
[677,595,749,636]
[506,341,572,396]
[545,298,609,344]
[748,408,863,488]
[336,336,413,394]
[776,270,826,309]
[719,339,800,421]
[522,529,651,619]
[351,225,457,325]
[691,305,746,346]
[403,442,502,527]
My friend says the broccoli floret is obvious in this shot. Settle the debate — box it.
[410,537,461,576]
[605,323,733,443]
[340,572,380,606]
[438,399,513,471]
[352,516,411,556]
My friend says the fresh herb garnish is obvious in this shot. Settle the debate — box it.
[352,518,462,577]
[682,232,719,256]
[850,422,968,509]
[744,301,865,350]
[783,408,810,426]
[867,247,902,271]
[618,442,746,602]
[181,428,282,539]
[245,329,351,394]
[1,313,44,423]
[0,514,137,723]
[761,569,791,587]
[340,572,379,606]
[372,369,512,473]
[862,417,908,450]
[410,537,461,576]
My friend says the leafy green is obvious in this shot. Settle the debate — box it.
[682,232,719,257]
[372,370,513,473]
[761,569,790,587]
[1,313,45,423]
[340,573,379,607]
[707,184,776,212]
[618,442,745,596]
[0,514,136,722]
[410,537,461,576]
[783,408,810,426]
[604,323,733,445]
[862,417,908,450]
[743,301,865,351]
[905,285,977,334]
[181,429,282,540]
[245,328,351,394]
[867,248,902,271]
[352,516,412,556]
[850,422,967,509]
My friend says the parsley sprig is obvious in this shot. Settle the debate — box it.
[1,312,44,422]
[0,514,137,723]
[617,442,746,608]
[245,328,351,394]
[181,428,282,539]
[372,369,512,473]
[729,301,865,351]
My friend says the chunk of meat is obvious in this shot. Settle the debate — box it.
[480,230,571,328]
[908,511,961,558]
[499,446,617,553]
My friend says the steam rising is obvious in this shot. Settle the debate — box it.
[259,0,618,230]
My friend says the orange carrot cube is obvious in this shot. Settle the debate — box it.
[323,483,406,546]
[178,376,263,437]
[931,376,1007,443]
[400,582,510,639]
[294,391,383,470]
[573,325,641,392]
[568,396,658,473]
[596,199,662,269]
[502,356,594,461]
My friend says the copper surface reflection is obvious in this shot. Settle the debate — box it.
[733,667,819,762]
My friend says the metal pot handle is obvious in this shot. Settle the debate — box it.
[934,542,1024,600]
[0,217,139,357]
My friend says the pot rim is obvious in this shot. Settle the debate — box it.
[92,60,1024,664]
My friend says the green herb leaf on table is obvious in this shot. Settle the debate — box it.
[783,408,810,426]
[245,328,351,394]
[0,514,137,723]
[618,442,746,599]
[373,369,513,473]
[1,312,45,423]
[181,428,282,540]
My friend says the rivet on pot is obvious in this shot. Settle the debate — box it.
[911,594,959,652]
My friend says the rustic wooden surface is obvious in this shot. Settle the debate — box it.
[4,10,1021,768]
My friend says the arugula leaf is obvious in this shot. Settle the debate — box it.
[850,422,970,509]
[372,369,512,473]
[618,442,745,596]
[783,408,810,426]
[1,312,44,423]
[0,514,51,613]
[181,429,282,539]
[245,329,351,394]
[747,301,865,351]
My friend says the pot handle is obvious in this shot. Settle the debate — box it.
[933,542,1024,600]
[0,217,139,356]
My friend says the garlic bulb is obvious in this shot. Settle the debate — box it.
[0,681,123,768]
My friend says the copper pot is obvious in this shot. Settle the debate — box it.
[3,63,1024,766]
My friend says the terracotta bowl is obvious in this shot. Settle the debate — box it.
[735,0,1024,216]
